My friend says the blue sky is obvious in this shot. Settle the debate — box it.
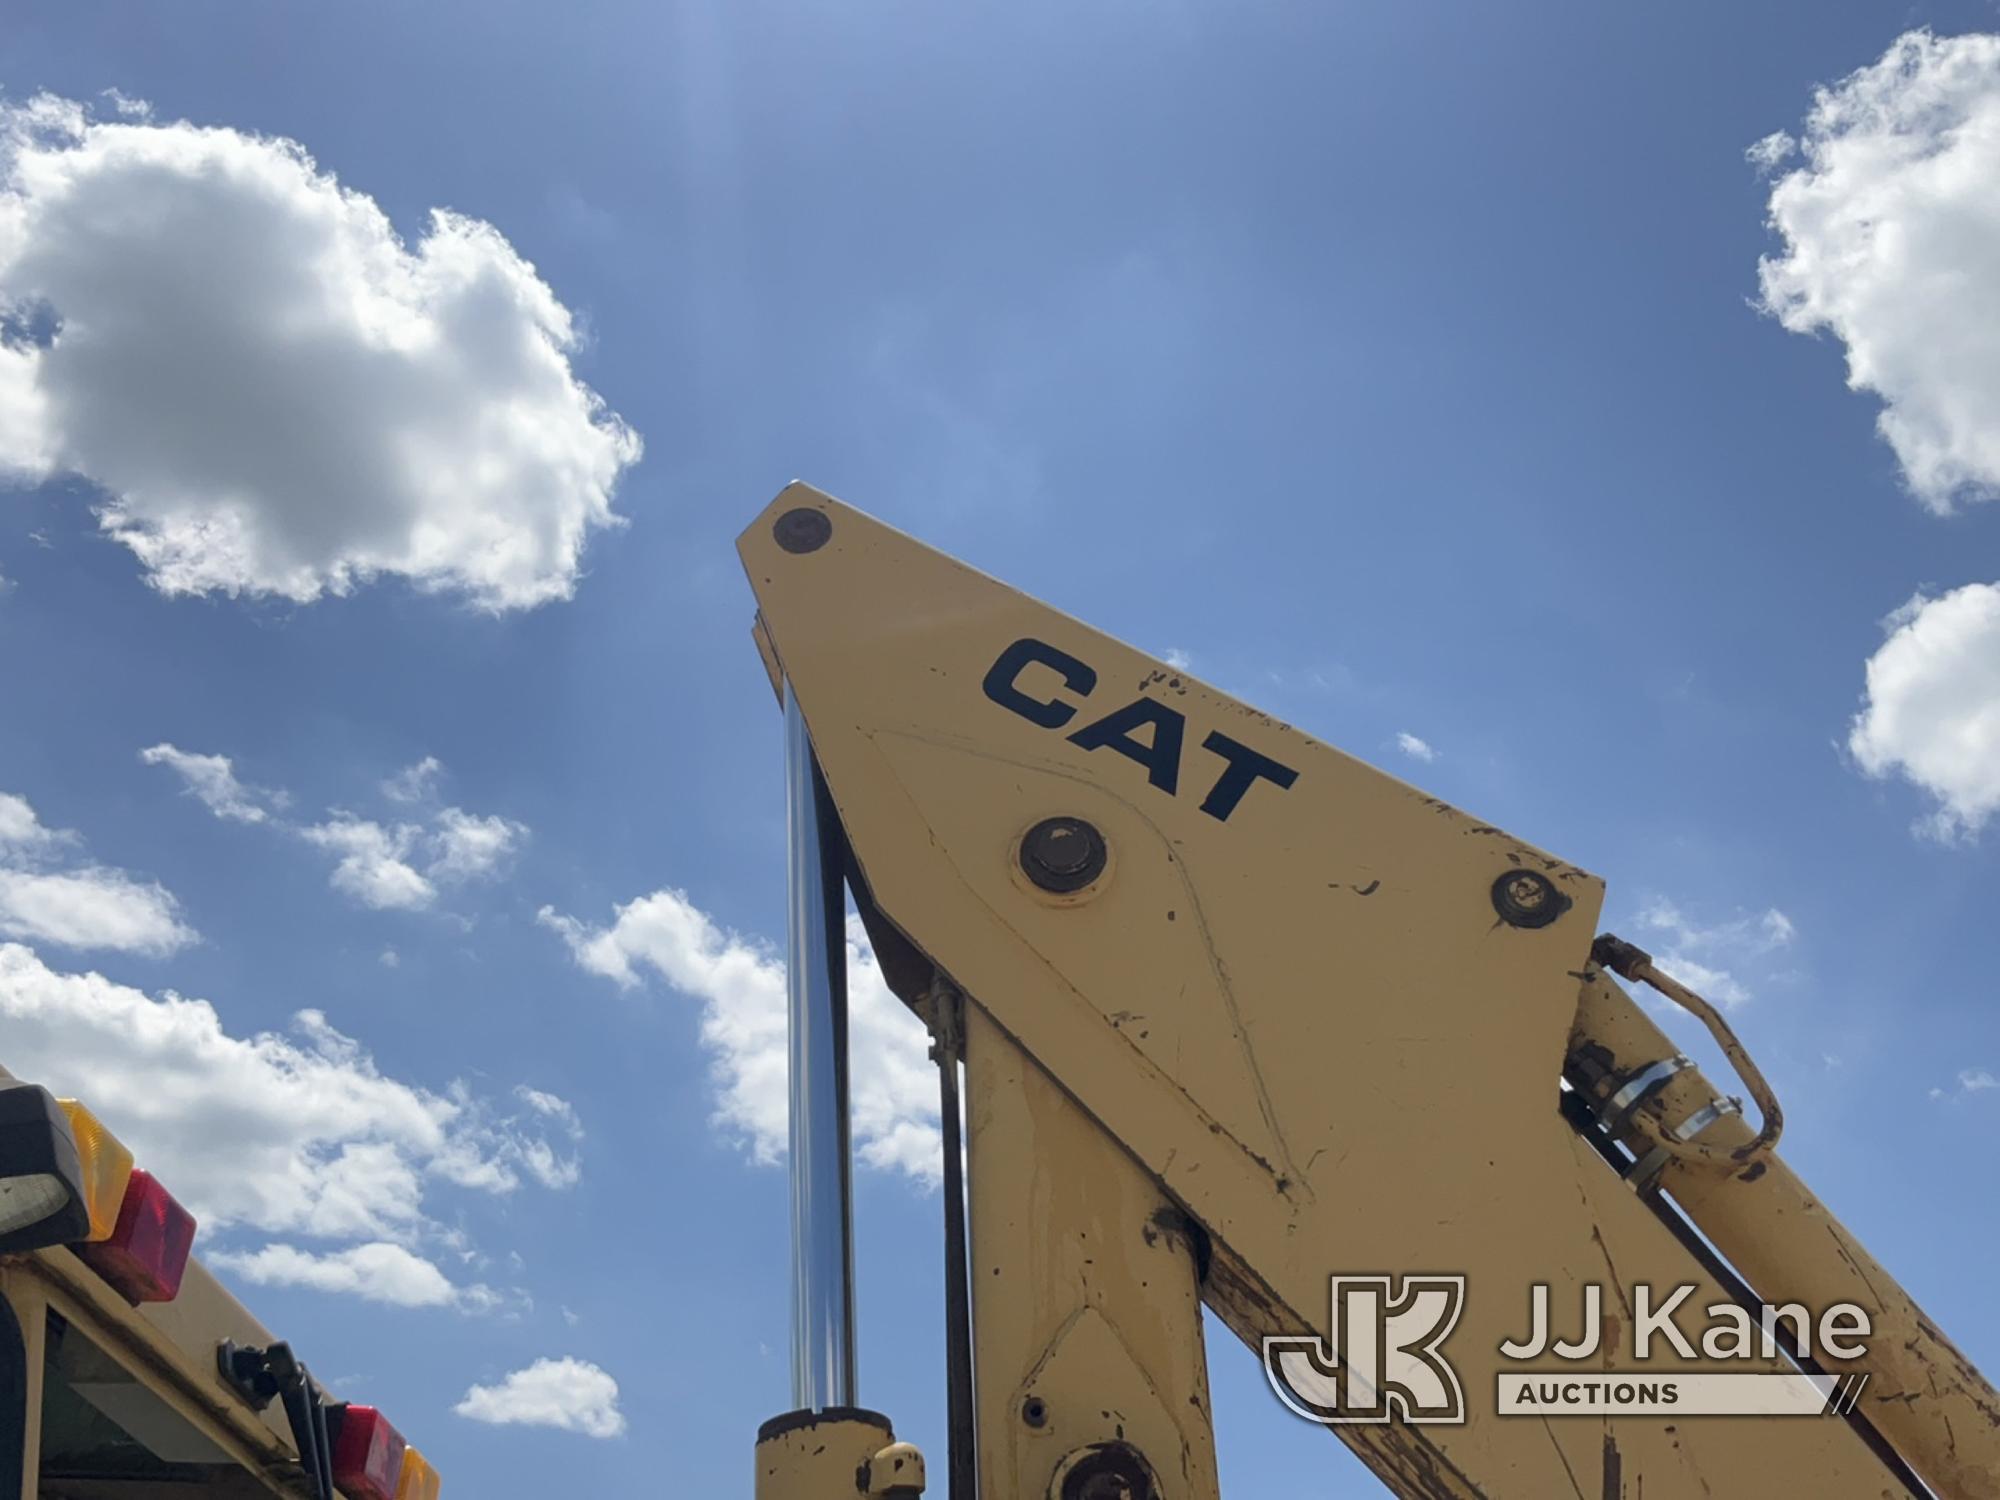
[5,3,2000,1494]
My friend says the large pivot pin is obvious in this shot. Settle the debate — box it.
[1491,869,1568,929]
[1020,816,1108,893]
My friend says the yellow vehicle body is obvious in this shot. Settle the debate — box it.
[2,1243,309,1498]
[740,482,1999,1500]
[1,1065,432,1500]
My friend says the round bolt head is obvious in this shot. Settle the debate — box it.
[1055,1442,1158,1500]
[773,507,833,554]
[1020,817,1107,893]
[1491,869,1568,929]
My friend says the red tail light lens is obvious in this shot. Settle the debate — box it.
[332,1405,407,1500]
[74,1169,196,1304]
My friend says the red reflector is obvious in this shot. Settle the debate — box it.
[332,1405,407,1500]
[74,1170,196,1304]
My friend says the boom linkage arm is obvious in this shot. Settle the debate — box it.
[741,483,2000,1500]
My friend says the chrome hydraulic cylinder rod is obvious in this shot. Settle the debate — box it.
[783,681,858,1411]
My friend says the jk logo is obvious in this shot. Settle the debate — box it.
[1264,1276,1468,1425]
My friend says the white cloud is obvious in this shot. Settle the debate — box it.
[1394,731,1436,764]
[455,1358,625,1438]
[298,806,526,908]
[143,747,530,909]
[1746,130,1796,177]
[1849,585,2000,839]
[0,792,193,955]
[515,1086,582,1138]
[382,756,443,805]
[0,942,578,1242]
[301,816,436,911]
[0,869,194,955]
[1933,1067,1999,1101]
[494,1088,582,1191]
[1758,38,2000,844]
[98,89,151,121]
[1635,898,1797,1009]
[1163,647,1193,671]
[140,743,283,823]
[1756,31,2000,511]
[539,889,940,1183]
[208,1241,495,1311]
[0,792,59,849]
[429,807,527,882]
[1642,951,1749,1009]
[0,94,640,610]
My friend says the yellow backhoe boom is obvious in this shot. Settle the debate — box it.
[740,482,1998,1500]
